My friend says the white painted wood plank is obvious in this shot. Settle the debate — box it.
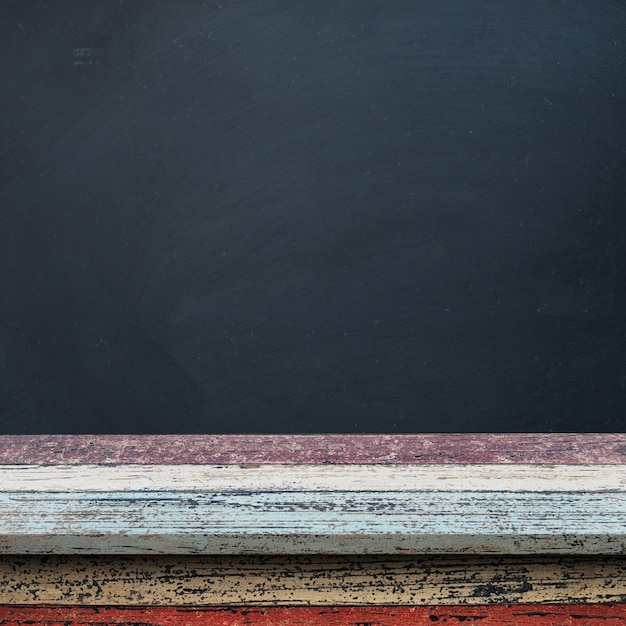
[0,491,624,554]
[2,464,625,492]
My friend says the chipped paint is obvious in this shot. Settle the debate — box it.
[1,490,625,554]
[0,555,625,605]
[3,463,625,492]
[1,434,625,465]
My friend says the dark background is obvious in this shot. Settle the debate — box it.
[1,1,625,434]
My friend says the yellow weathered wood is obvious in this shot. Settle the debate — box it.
[0,555,624,605]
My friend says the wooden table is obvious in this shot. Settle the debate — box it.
[1,435,625,624]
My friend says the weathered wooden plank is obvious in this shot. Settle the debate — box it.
[3,463,625,492]
[1,605,626,625]
[1,434,625,465]
[0,555,624,605]
[1,491,624,554]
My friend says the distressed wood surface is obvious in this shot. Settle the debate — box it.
[1,490,625,554]
[1,605,626,625]
[1,555,624,605]
[3,463,625,492]
[1,434,625,465]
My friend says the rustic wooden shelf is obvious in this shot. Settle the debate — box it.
[1,435,625,624]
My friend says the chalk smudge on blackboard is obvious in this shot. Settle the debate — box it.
[73,48,96,66]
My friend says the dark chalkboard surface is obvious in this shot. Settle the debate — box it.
[1,1,625,434]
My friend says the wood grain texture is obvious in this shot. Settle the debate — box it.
[1,434,625,465]
[1,605,626,625]
[1,555,624,605]
[1,491,625,555]
[4,463,625,492]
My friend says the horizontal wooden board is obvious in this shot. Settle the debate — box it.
[1,434,625,465]
[3,463,626,492]
[1,555,624,605]
[1,605,626,625]
[1,490,625,554]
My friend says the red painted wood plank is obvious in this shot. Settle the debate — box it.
[1,605,625,625]
[0,434,625,465]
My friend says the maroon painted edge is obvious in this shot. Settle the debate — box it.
[0,434,625,465]
[0,605,626,625]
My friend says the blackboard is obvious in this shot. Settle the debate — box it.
[1,1,624,434]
